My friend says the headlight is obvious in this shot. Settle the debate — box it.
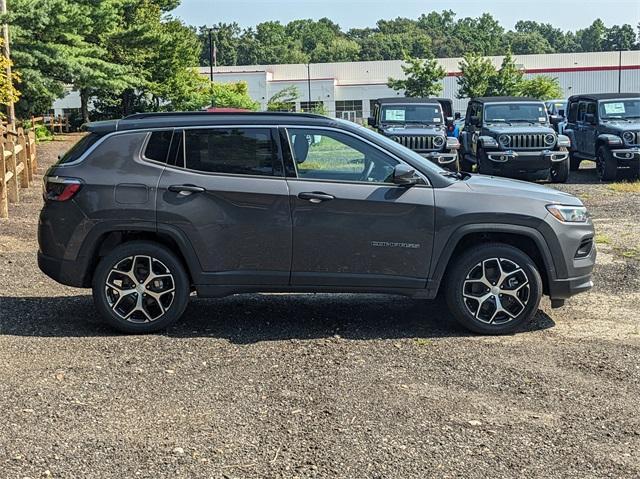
[546,204,589,223]
[433,135,445,148]
[544,134,556,146]
[498,134,510,147]
[622,131,635,145]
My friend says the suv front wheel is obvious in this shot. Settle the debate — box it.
[596,145,617,181]
[445,243,543,334]
[92,241,191,333]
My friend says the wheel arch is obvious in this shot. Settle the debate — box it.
[428,224,556,297]
[77,222,202,287]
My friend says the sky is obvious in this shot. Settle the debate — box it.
[171,0,640,31]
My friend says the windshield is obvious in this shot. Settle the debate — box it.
[548,101,566,114]
[599,99,640,120]
[380,104,443,125]
[484,103,548,124]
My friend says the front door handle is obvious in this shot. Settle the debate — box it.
[298,192,335,204]
[168,184,205,196]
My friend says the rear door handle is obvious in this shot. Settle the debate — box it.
[298,192,335,204]
[168,184,205,196]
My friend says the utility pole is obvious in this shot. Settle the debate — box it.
[1,0,15,127]
[306,63,311,107]
[618,49,622,93]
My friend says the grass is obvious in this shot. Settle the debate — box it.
[594,234,612,245]
[606,181,640,193]
[414,338,433,347]
[619,248,640,260]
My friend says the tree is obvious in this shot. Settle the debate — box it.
[267,85,299,111]
[504,31,554,55]
[456,54,497,99]
[603,24,637,51]
[210,81,259,110]
[487,51,524,96]
[576,19,607,52]
[387,56,446,97]
[520,75,563,100]
[311,37,360,63]
[0,39,19,109]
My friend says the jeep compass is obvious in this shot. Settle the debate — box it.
[38,112,595,334]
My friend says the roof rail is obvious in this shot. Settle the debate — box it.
[123,111,328,121]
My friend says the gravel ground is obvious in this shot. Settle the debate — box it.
[1,135,639,478]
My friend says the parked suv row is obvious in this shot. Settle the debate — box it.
[39,112,595,335]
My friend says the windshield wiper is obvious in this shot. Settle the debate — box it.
[509,119,539,124]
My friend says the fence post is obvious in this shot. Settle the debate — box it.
[27,129,37,174]
[0,142,7,218]
[16,129,28,189]
[18,128,32,184]
[6,138,18,203]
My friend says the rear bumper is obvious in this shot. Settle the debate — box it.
[38,251,88,288]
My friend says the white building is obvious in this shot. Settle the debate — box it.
[53,50,640,120]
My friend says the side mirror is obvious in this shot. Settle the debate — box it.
[367,117,375,127]
[392,164,418,186]
[558,109,565,117]
[549,114,562,125]
[445,116,454,126]
[584,113,596,125]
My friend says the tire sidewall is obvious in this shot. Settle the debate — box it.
[597,145,617,181]
[445,244,543,335]
[92,241,190,334]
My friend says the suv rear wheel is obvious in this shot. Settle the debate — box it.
[596,145,617,181]
[92,241,190,333]
[444,243,543,334]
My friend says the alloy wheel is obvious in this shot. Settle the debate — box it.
[462,257,530,325]
[104,255,175,323]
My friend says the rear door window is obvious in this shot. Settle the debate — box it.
[183,128,281,176]
[143,131,173,164]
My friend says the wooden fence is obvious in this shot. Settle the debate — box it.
[1,114,70,134]
[0,127,38,219]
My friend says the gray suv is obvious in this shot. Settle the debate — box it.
[38,112,595,335]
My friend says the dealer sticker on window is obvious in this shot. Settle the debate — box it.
[604,103,626,114]
[385,110,405,121]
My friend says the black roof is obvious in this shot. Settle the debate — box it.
[374,97,441,105]
[86,111,336,134]
[568,93,640,102]
[472,96,541,104]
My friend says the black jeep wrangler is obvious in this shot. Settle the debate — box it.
[368,98,460,171]
[459,97,571,183]
[564,93,640,181]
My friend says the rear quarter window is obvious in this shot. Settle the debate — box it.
[57,133,103,164]
[143,131,173,163]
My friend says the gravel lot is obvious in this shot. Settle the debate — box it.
[1,135,639,478]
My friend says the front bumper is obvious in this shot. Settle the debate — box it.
[611,147,640,164]
[483,149,568,177]
[420,151,458,166]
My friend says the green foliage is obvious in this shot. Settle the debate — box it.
[456,54,497,99]
[267,85,299,112]
[487,51,524,97]
[388,56,446,97]
[520,76,563,101]
[34,124,53,142]
[211,82,259,110]
[0,39,19,107]
[194,13,640,67]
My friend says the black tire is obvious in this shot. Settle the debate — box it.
[444,243,543,335]
[550,148,569,183]
[596,145,618,182]
[476,147,492,175]
[92,241,191,334]
[460,154,474,173]
[569,152,581,171]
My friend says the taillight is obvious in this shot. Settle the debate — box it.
[43,176,83,202]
